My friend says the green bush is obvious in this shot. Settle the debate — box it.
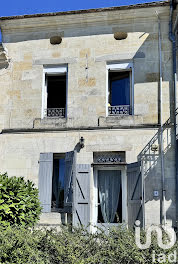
[0,225,177,264]
[0,173,42,227]
[0,226,46,264]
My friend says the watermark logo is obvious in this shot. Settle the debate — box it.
[152,250,177,263]
[135,220,177,263]
[135,220,176,250]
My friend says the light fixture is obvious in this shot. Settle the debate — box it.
[79,136,85,148]
[151,144,159,152]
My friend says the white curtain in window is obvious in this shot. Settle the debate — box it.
[98,170,121,223]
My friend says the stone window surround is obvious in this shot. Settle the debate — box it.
[42,65,68,119]
[92,165,127,230]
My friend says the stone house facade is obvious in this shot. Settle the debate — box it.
[0,1,177,230]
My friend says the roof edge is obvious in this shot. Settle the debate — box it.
[0,1,169,21]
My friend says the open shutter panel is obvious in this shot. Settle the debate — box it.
[64,151,76,212]
[127,161,143,228]
[73,164,90,227]
[38,153,53,213]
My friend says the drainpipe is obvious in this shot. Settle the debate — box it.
[173,14,178,34]
[169,0,178,229]
[156,11,166,226]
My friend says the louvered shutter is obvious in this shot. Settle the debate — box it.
[64,151,76,212]
[127,161,143,227]
[73,164,90,227]
[38,153,53,213]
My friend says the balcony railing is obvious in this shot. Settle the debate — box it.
[44,108,65,118]
[108,105,130,116]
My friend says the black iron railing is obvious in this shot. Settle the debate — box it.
[108,105,130,115]
[44,108,65,118]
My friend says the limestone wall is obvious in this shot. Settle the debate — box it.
[0,5,172,130]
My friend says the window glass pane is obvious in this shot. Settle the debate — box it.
[52,158,65,209]
[47,75,66,108]
[98,170,122,223]
[109,71,130,106]
[59,159,65,189]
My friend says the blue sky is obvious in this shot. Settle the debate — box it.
[0,0,163,17]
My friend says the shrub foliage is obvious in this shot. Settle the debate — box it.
[0,173,41,227]
[0,225,177,264]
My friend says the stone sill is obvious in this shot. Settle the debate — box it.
[1,115,161,133]
[99,115,145,126]
[34,117,67,128]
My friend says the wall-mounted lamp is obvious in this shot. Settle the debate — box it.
[151,144,159,152]
[79,136,85,148]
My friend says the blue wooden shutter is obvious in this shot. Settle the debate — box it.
[127,161,143,227]
[38,153,53,213]
[73,164,90,227]
[64,151,76,212]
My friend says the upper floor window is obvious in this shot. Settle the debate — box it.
[106,63,134,116]
[42,65,67,118]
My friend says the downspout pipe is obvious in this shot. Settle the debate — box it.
[169,0,178,228]
[173,14,178,33]
[156,11,166,226]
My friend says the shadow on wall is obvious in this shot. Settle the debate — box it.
[138,117,176,226]
[2,17,172,90]
[0,15,169,44]
[2,15,172,82]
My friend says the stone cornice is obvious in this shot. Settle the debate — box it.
[0,4,169,34]
[1,124,162,134]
